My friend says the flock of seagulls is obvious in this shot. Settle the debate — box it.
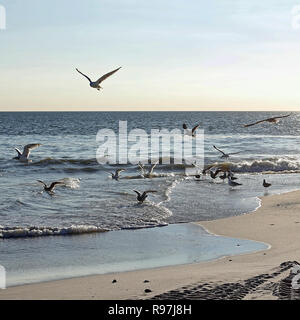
[13,66,292,202]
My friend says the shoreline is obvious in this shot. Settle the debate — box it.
[1,190,300,299]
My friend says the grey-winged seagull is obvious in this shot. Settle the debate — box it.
[243,114,291,127]
[14,144,41,162]
[76,67,121,91]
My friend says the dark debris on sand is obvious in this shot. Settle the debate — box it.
[148,261,300,300]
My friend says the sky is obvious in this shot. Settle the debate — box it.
[0,0,300,111]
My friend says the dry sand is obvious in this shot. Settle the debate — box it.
[1,190,300,300]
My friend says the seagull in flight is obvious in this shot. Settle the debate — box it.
[111,169,125,181]
[37,180,65,194]
[133,190,157,203]
[14,144,41,162]
[76,67,121,91]
[243,114,292,128]
[213,145,241,159]
[138,161,159,178]
[183,123,200,137]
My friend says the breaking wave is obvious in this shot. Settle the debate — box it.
[0,225,108,239]
[226,157,300,173]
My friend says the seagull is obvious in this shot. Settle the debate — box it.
[263,179,272,188]
[14,144,41,162]
[210,168,222,179]
[219,171,227,182]
[213,145,241,159]
[138,161,159,178]
[183,123,200,137]
[228,177,242,188]
[111,169,125,181]
[243,114,292,128]
[228,171,238,180]
[133,190,157,203]
[37,180,65,193]
[76,67,121,91]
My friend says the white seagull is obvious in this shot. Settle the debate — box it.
[14,144,42,162]
[76,67,121,91]
[138,161,159,178]
[213,145,241,159]
[183,123,200,137]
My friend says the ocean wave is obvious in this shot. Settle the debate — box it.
[222,157,300,173]
[0,225,108,239]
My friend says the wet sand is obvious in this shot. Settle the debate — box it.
[1,190,300,300]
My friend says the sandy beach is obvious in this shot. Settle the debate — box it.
[1,190,300,300]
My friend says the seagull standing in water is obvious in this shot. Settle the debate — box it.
[228,177,242,188]
[133,190,157,203]
[263,179,272,189]
[213,145,241,159]
[37,180,65,194]
[219,171,227,182]
[111,169,125,181]
[76,67,121,91]
[14,144,41,162]
[183,124,200,137]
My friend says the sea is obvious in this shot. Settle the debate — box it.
[0,111,298,286]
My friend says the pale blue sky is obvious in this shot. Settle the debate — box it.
[0,0,300,110]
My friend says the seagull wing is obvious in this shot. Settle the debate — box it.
[148,161,159,175]
[138,162,145,175]
[133,190,141,197]
[96,67,121,85]
[213,145,226,156]
[243,119,269,127]
[15,148,22,156]
[49,181,64,192]
[269,113,292,121]
[116,169,125,176]
[76,68,92,83]
[37,180,47,187]
[192,124,200,134]
[23,144,41,158]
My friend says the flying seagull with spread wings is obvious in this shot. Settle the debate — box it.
[111,169,125,181]
[213,145,241,159]
[76,67,121,91]
[138,161,159,178]
[243,114,292,128]
[37,180,65,193]
[14,144,42,162]
[133,190,157,203]
[183,123,200,137]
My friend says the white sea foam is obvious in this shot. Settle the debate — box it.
[0,225,107,239]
